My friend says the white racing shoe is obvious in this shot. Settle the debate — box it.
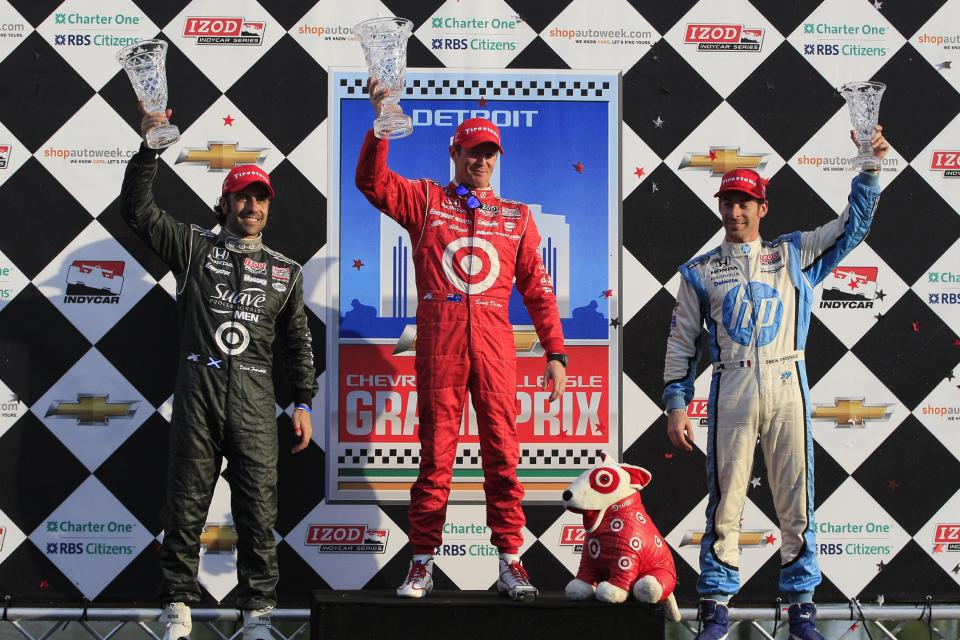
[241,607,274,640]
[396,556,434,598]
[160,602,192,640]
[496,556,539,602]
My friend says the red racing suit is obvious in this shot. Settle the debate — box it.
[577,492,677,596]
[356,130,565,554]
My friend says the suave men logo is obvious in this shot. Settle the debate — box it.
[722,282,783,346]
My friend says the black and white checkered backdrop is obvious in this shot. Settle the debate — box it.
[0,0,958,606]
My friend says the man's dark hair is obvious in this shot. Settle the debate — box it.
[212,198,225,226]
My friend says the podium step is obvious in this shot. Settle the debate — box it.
[311,590,666,639]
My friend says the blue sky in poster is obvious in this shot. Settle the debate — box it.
[338,96,611,339]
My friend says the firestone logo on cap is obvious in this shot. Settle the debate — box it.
[453,117,504,153]
[714,168,767,199]
[460,125,499,139]
[222,165,274,197]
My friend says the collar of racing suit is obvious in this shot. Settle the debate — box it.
[446,183,497,200]
[719,237,763,258]
[218,228,263,253]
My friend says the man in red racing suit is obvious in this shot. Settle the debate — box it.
[356,79,567,600]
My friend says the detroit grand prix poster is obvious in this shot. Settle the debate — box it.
[327,69,620,502]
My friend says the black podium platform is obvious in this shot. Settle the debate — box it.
[311,590,666,639]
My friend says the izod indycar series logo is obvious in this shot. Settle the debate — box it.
[930,151,960,178]
[687,399,709,426]
[304,525,389,553]
[560,524,586,553]
[933,524,960,552]
[183,17,265,45]
[684,24,765,51]
[0,144,10,169]
[820,266,879,308]
[64,261,124,303]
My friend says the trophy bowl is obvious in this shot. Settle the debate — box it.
[840,80,886,171]
[353,17,414,140]
[117,39,180,149]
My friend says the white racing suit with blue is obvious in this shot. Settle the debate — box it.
[662,171,881,598]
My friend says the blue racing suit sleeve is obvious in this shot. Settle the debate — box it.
[800,171,881,286]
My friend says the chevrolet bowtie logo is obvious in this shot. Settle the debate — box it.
[812,398,895,427]
[176,143,268,171]
[678,147,769,176]
[680,530,772,547]
[393,325,543,356]
[200,524,238,554]
[45,394,139,425]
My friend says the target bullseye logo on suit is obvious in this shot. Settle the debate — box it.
[441,236,500,294]
[214,321,251,356]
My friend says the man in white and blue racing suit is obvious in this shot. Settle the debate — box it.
[662,127,889,640]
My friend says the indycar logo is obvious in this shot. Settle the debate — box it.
[0,144,10,169]
[64,260,124,303]
[821,266,878,309]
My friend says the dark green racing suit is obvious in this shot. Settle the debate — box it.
[121,144,318,609]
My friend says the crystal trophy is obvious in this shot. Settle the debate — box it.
[116,39,180,149]
[353,17,414,139]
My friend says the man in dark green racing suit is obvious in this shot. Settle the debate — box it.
[122,103,317,640]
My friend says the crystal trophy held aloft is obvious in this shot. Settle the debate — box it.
[353,17,414,140]
[840,81,886,171]
[116,39,180,149]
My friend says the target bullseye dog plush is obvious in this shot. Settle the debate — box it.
[562,453,681,620]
